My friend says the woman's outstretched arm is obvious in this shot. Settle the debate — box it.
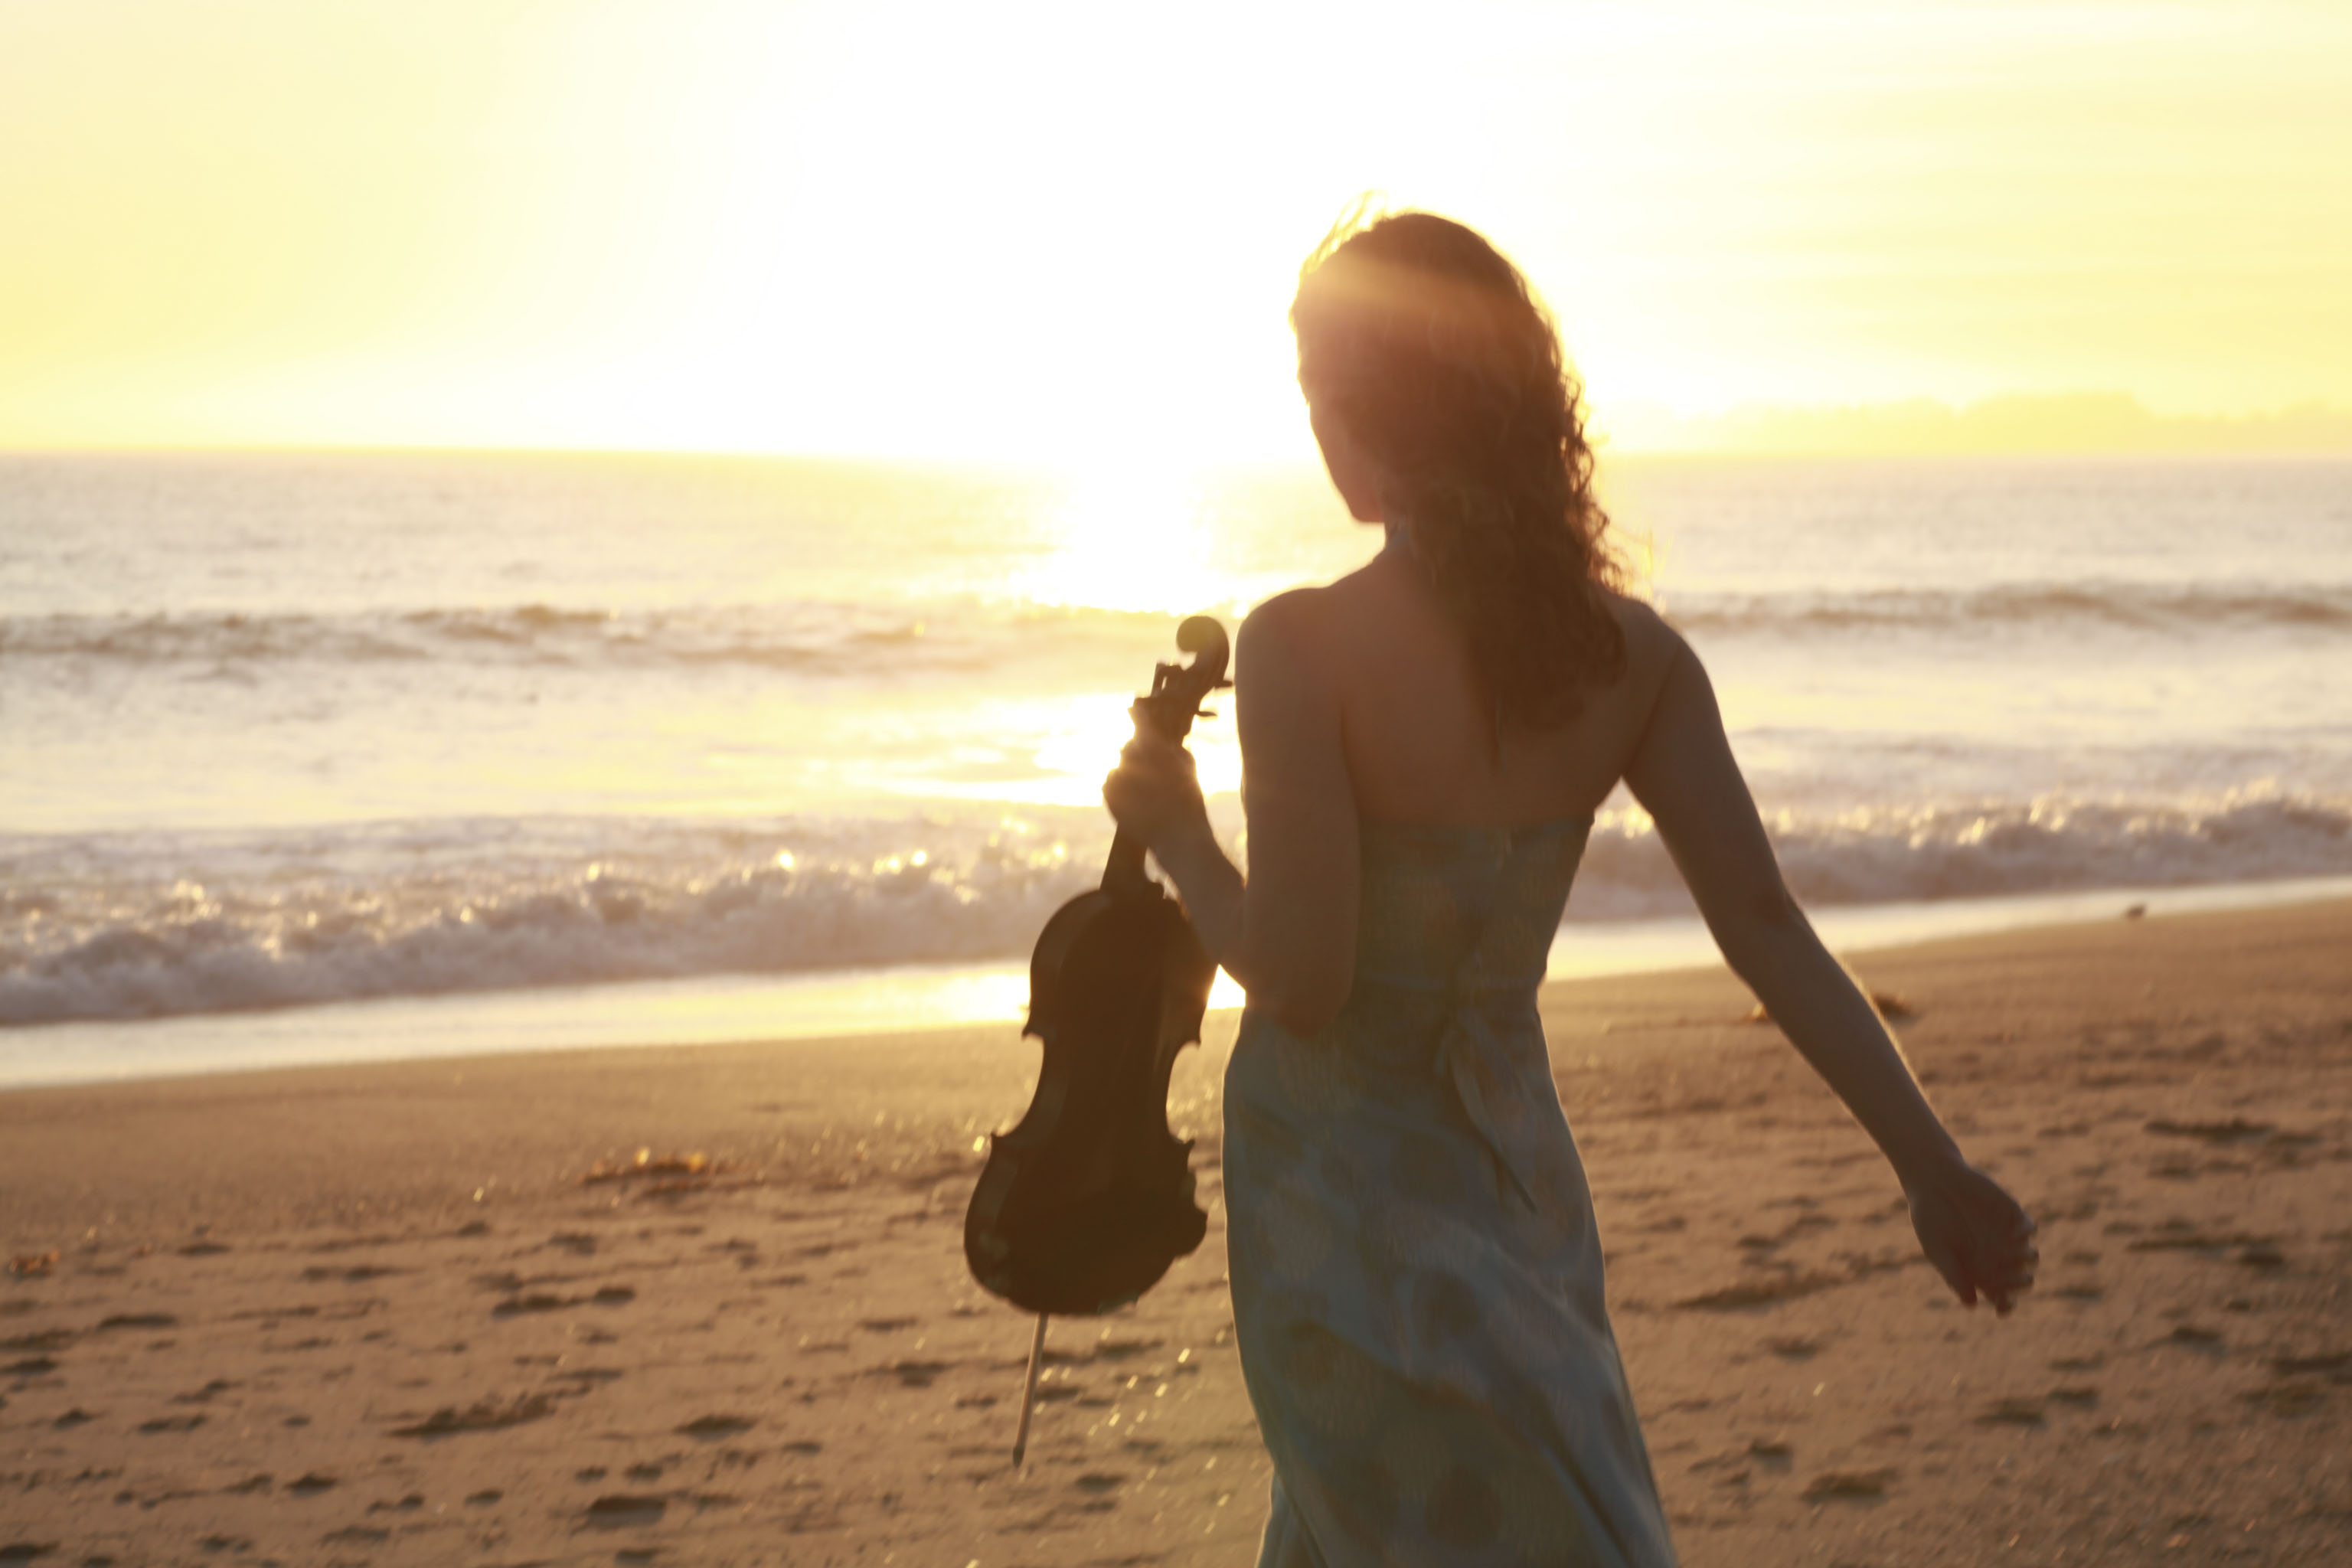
[1623,621,2039,1312]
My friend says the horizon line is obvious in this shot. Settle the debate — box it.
[6,394,2350,466]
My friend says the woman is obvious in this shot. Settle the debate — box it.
[1104,212,2037,1566]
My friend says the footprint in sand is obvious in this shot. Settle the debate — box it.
[1674,1272,1844,1312]
[137,1413,204,1434]
[172,1379,236,1405]
[1802,1468,1895,1501]
[390,1393,554,1438]
[584,1494,666,1526]
[1089,1336,1161,1362]
[2243,1351,2349,1417]
[1978,1396,2047,1427]
[2243,1383,2330,1416]
[491,1285,634,1317]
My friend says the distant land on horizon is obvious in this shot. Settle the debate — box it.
[1599,393,2352,458]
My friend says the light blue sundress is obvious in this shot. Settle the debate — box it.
[1223,816,1678,1567]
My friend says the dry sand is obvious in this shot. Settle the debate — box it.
[2,898,2347,1566]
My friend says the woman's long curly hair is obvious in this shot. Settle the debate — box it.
[1292,210,1627,732]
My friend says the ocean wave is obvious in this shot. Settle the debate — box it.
[5,791,2347,1027]
[0,819,1100,1027]
[1668,580,2352,636]
[9,578,2346,680]
[1571,792,2352,918]
[0,601,1181,677]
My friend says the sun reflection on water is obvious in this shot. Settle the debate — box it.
[867,689,1242,811]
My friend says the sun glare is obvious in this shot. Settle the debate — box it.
[1012,468,1250,619]
[1,3,2345,452]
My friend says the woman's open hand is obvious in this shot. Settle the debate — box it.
[1903,1159,2038,1314]
[1103,733,1210,856]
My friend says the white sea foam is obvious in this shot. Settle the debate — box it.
[7,789,2344,1027]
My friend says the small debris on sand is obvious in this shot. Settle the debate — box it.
[581,1149,712,1184]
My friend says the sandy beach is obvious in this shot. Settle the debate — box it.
[3,897,2347,1566]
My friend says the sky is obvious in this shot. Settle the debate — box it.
[2,0,2348,462]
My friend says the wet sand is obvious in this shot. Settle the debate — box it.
[2,898,2347,1566]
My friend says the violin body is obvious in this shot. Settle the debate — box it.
[964,616,1230,1318]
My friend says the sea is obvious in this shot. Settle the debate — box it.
[5,451,2348,1087]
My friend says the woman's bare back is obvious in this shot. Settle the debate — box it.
[1278,542,1678,829]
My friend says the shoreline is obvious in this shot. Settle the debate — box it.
[11,871,2352,1093]
[1,895,2346,1563]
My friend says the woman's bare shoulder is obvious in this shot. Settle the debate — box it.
[1239,584,1326,653]
[1235,586,1335,688]
[1602,589,1694,687]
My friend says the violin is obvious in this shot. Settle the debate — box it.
[963,614,1231,1462]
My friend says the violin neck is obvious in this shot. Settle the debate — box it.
[1101,828,1154,892]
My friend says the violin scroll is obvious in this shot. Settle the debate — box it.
[1140,614,1233,744]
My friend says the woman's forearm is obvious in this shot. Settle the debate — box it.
[1148,822,1250,978]
[1720,909,1966,1188]
[1148,822,1341,1032]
